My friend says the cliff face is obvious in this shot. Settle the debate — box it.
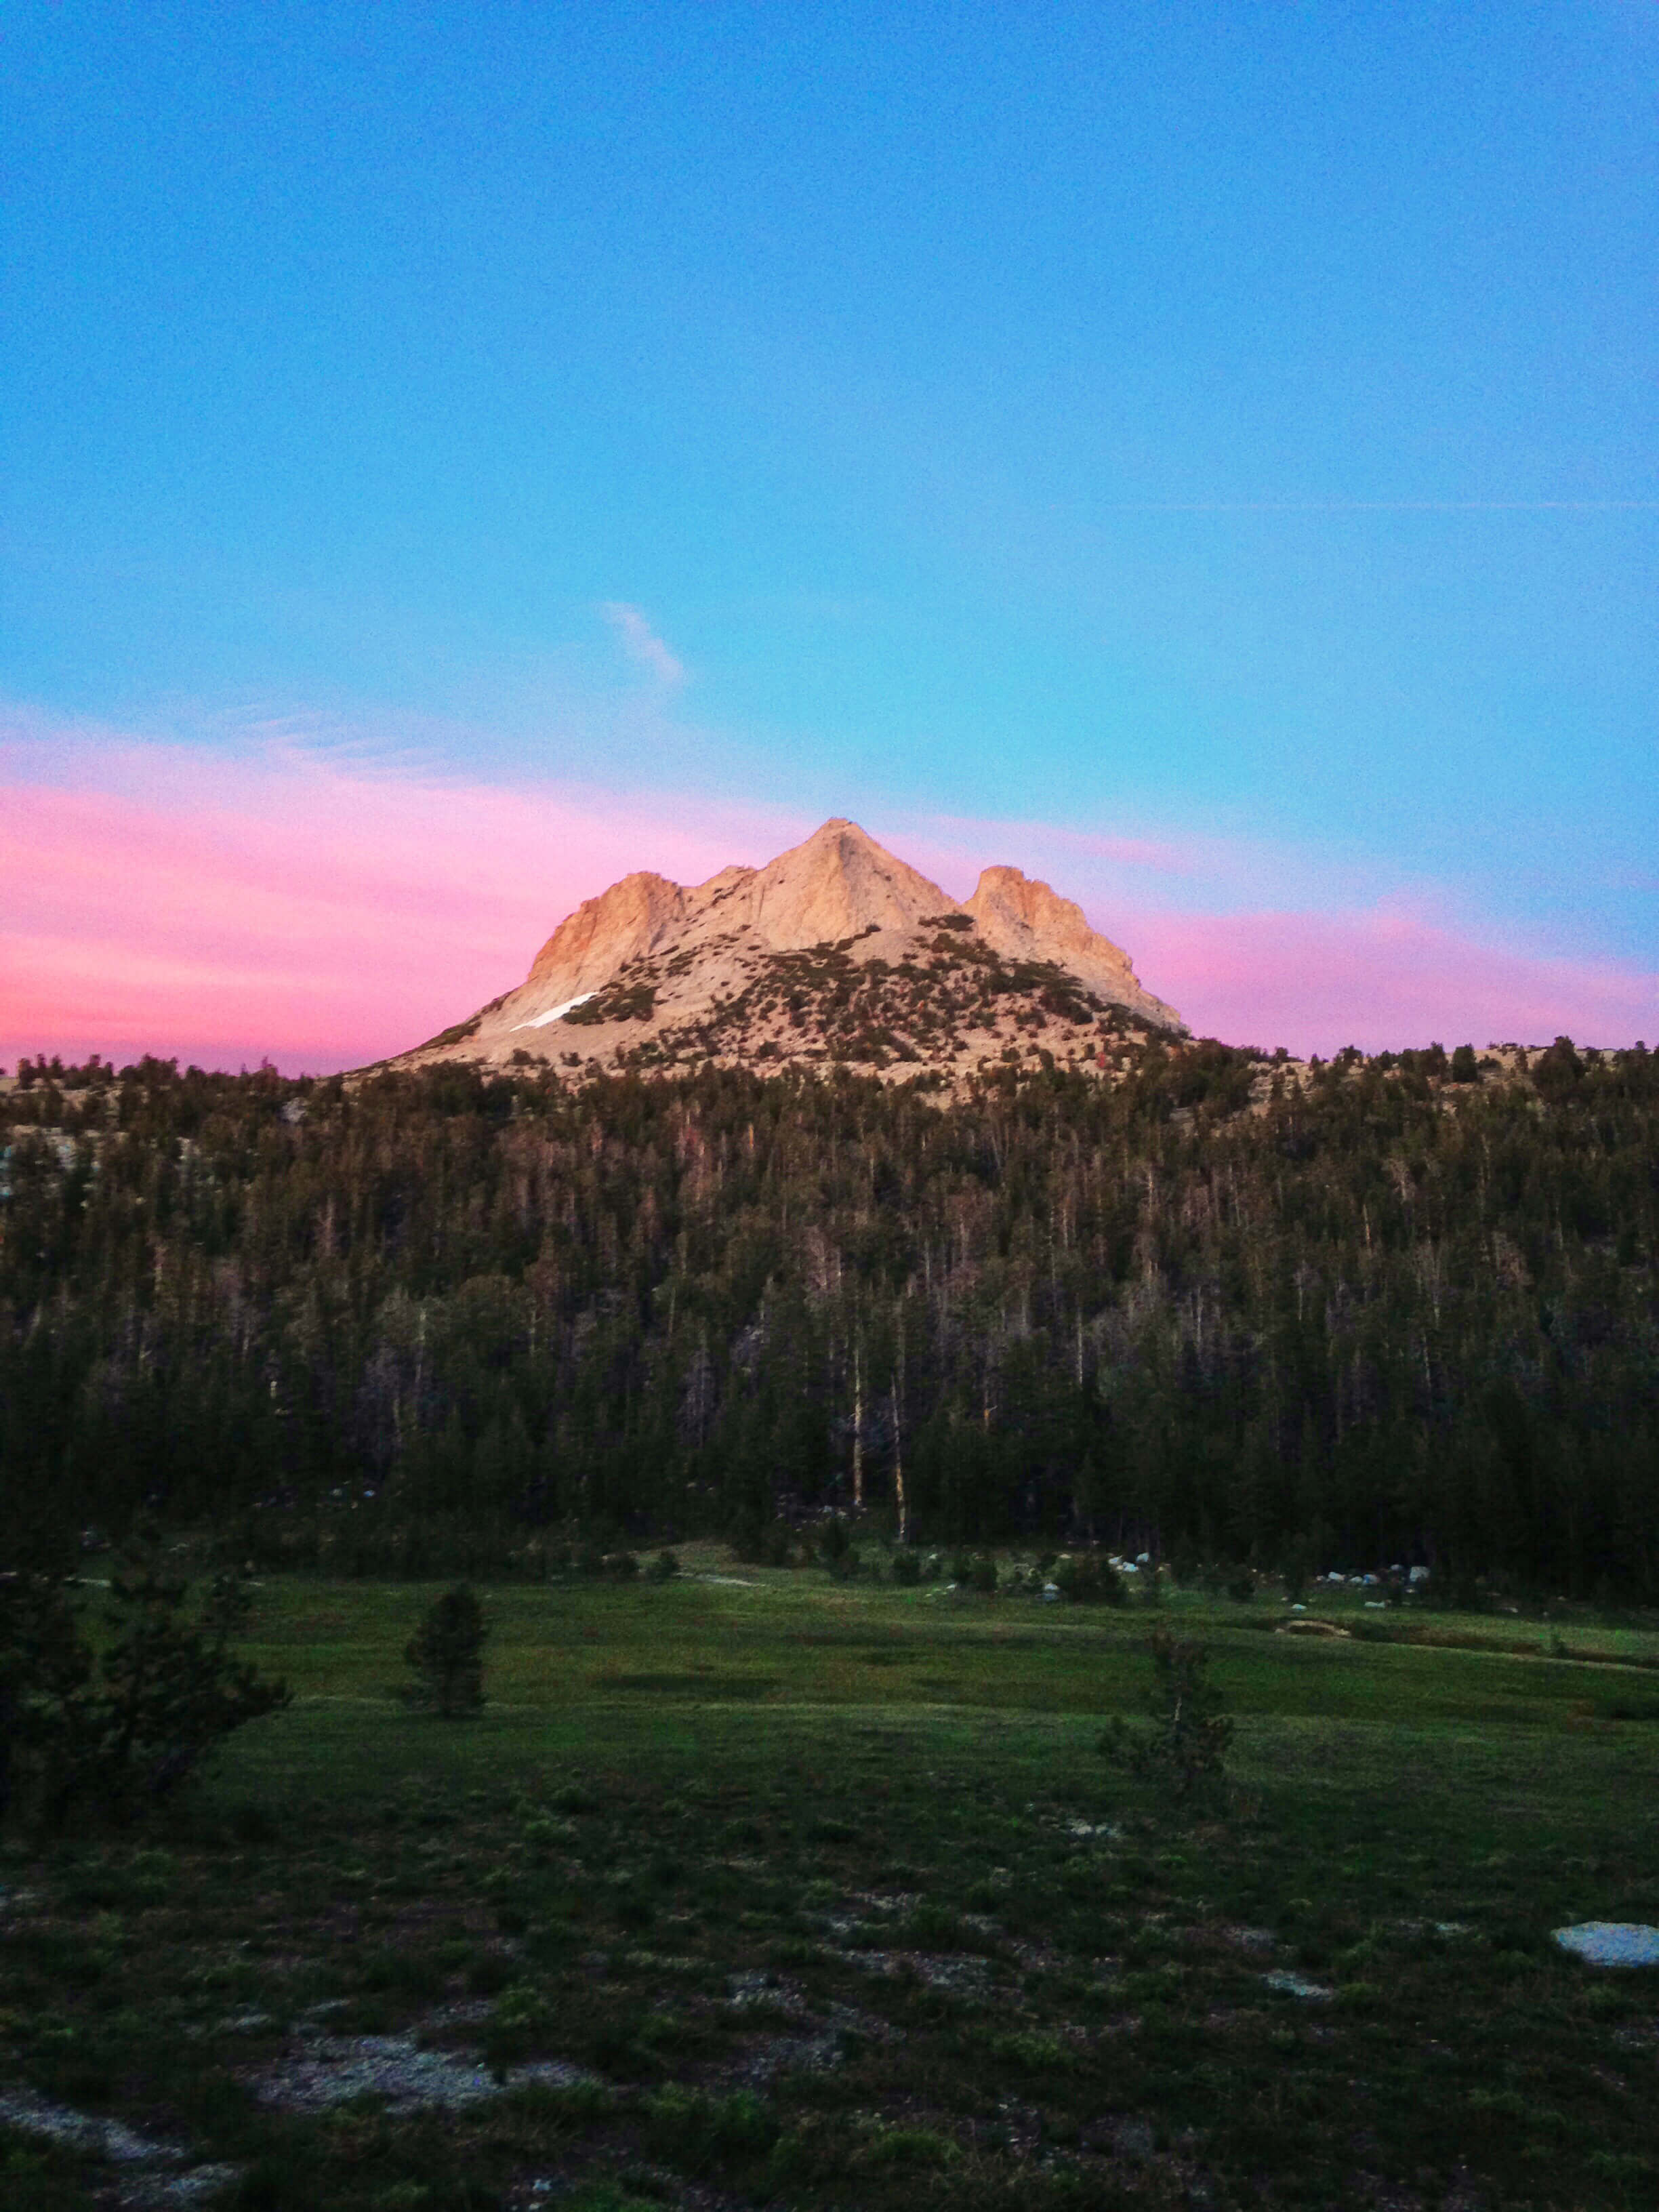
[396,818,1185,1079]
[970,865,1145,992]
[527,872,689,996]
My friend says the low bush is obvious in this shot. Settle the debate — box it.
[481,1980,554,2070]
[1052,1552,1127,1605]
[642,2085,779,2174]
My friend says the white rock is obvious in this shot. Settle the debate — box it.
[1263,1969,1333,2000]
[1553,1923,1659,1969]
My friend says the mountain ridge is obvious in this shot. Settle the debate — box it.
[395,817,1186,1080]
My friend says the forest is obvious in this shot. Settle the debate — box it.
[1,1037,1655,1595]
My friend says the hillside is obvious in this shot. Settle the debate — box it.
[3,1037,1655,1595]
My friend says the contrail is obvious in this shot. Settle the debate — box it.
[1096,500,1659,514]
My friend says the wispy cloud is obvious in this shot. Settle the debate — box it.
[600,602,686,688]
[1093,500,1659,514]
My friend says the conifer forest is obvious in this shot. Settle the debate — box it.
[3,1039,1656,1595]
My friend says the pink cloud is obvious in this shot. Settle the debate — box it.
[876,810,1657,1056]
[1124,905,1657,1057]
[2,718,1652,1073]
[1,721,804,1073]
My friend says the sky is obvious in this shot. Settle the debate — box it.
[3,1,1656,1071]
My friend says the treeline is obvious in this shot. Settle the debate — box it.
[1,1039,1656,1594]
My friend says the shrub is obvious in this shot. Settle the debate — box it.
[859,2124,957,2169]
[890,1549,922,1585]
[642,2085,779,2174]
[1052,1552,1126,1605]
[482,1980,553,2070]
[401,1586,487,1718]
[648,1549,680,1582]
[817,1518,852,1568]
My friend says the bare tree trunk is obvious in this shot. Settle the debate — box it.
[852,1334,865,1512]
[891,1338,906,1542]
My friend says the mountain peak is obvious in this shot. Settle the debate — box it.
[400,817,1184,1080]
[968,864,1140,989]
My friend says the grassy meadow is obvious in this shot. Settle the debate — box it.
[4,1558,1659,2211]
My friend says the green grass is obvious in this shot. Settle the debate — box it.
[4,1557,1659,2209]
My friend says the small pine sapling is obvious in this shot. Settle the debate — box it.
[402,1585,488,1717]
[1101,1629,1233,1805]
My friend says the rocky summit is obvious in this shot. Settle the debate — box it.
[394,817,1185,1080]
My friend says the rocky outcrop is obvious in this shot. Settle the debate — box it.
[527,872,689,997]
[525,820,964,1010]
[395,817,1185,1078]
[967,865,1181,1030]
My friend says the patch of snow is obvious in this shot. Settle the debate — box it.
[514,992,597,1030]
[1553,1922,1659,1969]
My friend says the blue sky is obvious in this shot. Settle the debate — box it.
[3,2,1656,1061]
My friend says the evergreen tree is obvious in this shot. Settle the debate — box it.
[0,1541,291,1832]
[1103,1630,1233,1803]
[402,1585,488,1717]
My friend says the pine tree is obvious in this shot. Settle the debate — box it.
[401,1585,488,1717]
[1102,1630,1233,1804]
[0,1541,291,1832]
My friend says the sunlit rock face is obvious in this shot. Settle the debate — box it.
[392,817,1186,1081]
